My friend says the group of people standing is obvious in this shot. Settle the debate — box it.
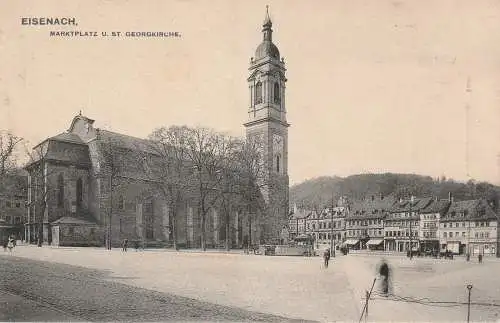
[121,238,142,252]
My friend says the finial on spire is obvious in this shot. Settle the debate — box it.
[263,5,272,27]
[79,109,82,116]
[262,6,273,41]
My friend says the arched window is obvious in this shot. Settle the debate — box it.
[76,178,83,207]
[274,82,280,104]
[255,81,263,104]
[57,174,64,207]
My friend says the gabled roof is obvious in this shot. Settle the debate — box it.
[390,197,433,213]
[347,195,396,219]
[442,199,498,221]
[420,199,451,214]
[289,208,315,220]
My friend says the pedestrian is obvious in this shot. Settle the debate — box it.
[134,240,139,252]
[3,238,7,252]
[323,248,331,268]
[7,237,14,254]
[378,258,391,296]
[478,253,483,264]
[122,238,128,252]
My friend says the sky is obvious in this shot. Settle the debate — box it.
[1,0,500,186]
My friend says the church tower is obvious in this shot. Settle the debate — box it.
[244,7,290,243]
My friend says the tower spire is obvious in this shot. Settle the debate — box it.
[262,5,272,41]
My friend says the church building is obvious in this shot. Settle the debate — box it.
[24,9,290,248]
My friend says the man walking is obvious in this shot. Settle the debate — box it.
[323,248,331,268]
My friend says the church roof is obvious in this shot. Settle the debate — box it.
[97,129,157,155]
[45,139,91,167]
[50,132,86,145]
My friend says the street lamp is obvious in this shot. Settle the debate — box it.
[409,195,414,259]
[330,193,335,257]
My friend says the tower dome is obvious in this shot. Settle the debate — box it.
[254,6,280,60]
[255,41,280,60]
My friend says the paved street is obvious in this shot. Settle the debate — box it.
[0,252,304,322]
[1,246,500,322]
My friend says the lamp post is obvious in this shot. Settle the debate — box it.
[409,195,414,259]
[467,220,471,261]
[466,284,473,323]
[330,193,335,257]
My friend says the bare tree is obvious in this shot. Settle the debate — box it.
[214,136,242,251]
[233,136,267,248]
[0,131,23,192]
[98,135,129,250]
[143,126,193,250]
[25,142,55,247]
[184,127,229,251]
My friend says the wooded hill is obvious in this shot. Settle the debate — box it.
[289,173,500,211]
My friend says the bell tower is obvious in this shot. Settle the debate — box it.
[244,6,290,243]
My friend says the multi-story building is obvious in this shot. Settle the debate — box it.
[440,199,499,256]
[419,199,450,252]
[384,197,432,252]
[288,205,314,239]
[308,206,346,248]
[288,197,349,250]
[0,174,28,242]
[345,195,395,250]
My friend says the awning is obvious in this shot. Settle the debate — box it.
[343,239,359,245]
[367,239,384,246]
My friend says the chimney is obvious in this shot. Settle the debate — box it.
[448,192,452,202]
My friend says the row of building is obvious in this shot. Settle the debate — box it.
[0,174,28,242]
[288,194,500,256]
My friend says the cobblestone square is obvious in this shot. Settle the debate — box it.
[2,246,500,321]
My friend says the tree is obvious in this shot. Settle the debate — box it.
[25,142,54,247]
[214,136,241,251]
[233,136,267,247]
[184,127,228,251]
[98,136,129,250]
[0,131,23,192]
[144,126,192,250]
